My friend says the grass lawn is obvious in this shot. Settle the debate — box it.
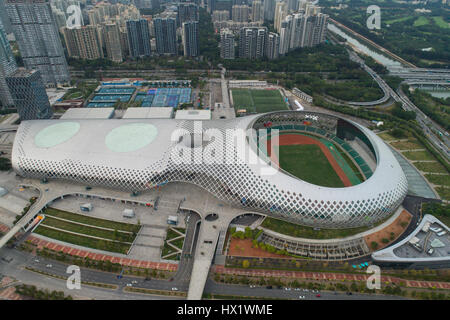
[435,187,450,202]
[44,207,140,233]
[278,144,345,188]
[432,16,449,29]
[385,16,415,25]
[165,228,185,240]
[377,132,398,141]
[40,216,135,243]
[161,243,179,260]
[261,216,388,240]
[171,237,185,250]
[390,139,424,150]
[232,89,287,114]
[425,174,450,187]
[34,225,130,254]
[413,16,430,27]
[414,161,449,174]
[402,151,435,161]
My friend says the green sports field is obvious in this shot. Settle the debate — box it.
[278,144,345,188]
[231,89,287,114]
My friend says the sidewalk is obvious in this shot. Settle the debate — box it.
[27,235,178,272]
[1,222,178,272]
[213,265,450,290]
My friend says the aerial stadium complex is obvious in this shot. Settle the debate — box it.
[11,111,408,229]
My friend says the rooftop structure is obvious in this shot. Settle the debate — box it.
[372,214,450,267]
[122,107,174,119]
[175,109,211,120]
[12,111,408,228]
[60,107,115,119]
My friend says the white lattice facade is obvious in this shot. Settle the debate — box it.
[12,111,408,228]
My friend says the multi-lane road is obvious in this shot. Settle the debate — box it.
[328,22,450,160]
[0,247,405,300]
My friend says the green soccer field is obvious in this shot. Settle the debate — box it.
[231,89,287,114]
[278,144,345,188]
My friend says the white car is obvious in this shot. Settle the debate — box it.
[171,287,178,291]
[126,283,132,287]
[299,296,305,299]
[131,280,138,284]
[284,287,291,291]
[34,259,39,263]
[46,264,52,268]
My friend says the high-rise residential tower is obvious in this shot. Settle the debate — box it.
[182,21,199,57]
[177,3,199,27]
[153,17,177,55]
[266,32,280,60]
[239,26,267,59]
[102,23,123,62]
[220,28,234,59]
[62,25,103,60]
[251,0,262,22]
[6,0,70,86]
[126,18,151,58]
[232,5,249,22]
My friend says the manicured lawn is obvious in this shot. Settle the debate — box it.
[385,16,414,25]
[413,16,430,27]
[161,227,185,260]
[161,243,179,260]
[435,186,450,202]
[232,89,287,114]
[377,132,398,141]
[41,216,135,243]
[250,89,287,113]
[390,139,423,150]
[261,217,388,240]
[425,174,450,187]
[278,144,345,188]
[402,151,435,161]
[432,16,449,29]
[34,225,130,254]
[414,161,449,174]
[231,89,253,112]
[44,207,140,233]
[165,228,185,241]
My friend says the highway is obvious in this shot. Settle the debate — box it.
[328,22,450,160]
[0,247,406,300]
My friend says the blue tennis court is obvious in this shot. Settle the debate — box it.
[98,87,135,94]
[92,94,131,102]
[88,102,116,108]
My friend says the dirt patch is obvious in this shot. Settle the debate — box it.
[227,238,287,259]
[267,133,352,187]
[364,210,412,251]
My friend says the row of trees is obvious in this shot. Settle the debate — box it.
[15,284,73,300]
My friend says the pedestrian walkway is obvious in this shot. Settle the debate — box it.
[26,235,178,272]
[213,266,450,290]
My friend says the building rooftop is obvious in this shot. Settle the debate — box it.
[175,109,211,120]
[60,107,115,120]
[122,107,174,119]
